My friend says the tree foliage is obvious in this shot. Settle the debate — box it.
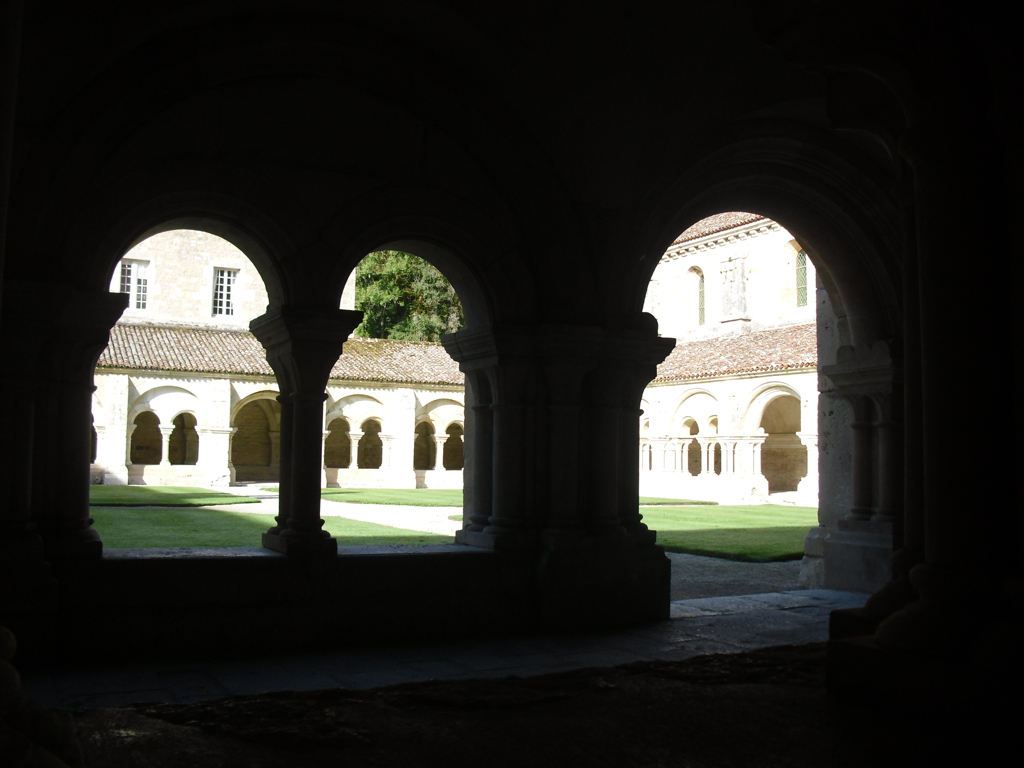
[353,251,464,341]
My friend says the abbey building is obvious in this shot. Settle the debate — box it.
[91,213,826,510]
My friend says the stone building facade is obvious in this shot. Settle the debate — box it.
[92,216,826,509]
[93,230,466,489]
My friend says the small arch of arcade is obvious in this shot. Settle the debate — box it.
[231,395,282,484]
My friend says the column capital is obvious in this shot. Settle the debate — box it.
[2,281,128,382]
[250,306,363,396]
[443,320,674,370]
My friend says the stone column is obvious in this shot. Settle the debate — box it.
[794,432,818,503]
[268,430,281,479]
[870,108,1009,658]
[124,424,136,467]
[250,306,362,557]
[320,430,330,487]
[158,427,174,466]
[12,284,128,559]
[434,435,446,470]
[444,318,673,626]
[198,427,235,487]
[348,431,361,469]
[820,345,900,594]
[456,370,492,535]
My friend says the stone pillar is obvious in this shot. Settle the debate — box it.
[158,427,174,466]
[320,430,330,487]
[268,430,281,477]
[434,435,446,470]
[6,284,128,559]
[348,431,361,469]
[444,318,674,627]
[820,345,900,594]
[795,432,818,504]
[250,306,362,557]
[868,110,1010,660]
[124,424,136,467]
[198,427,235,487]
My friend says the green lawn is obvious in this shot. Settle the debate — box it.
[639,496,717,506]
[89,486,259,507]
[319,488,465,506]
[314,489,714,508]
[91,507,451,548]
[639,505,817,562]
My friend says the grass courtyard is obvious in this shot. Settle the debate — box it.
[89,486,816,560]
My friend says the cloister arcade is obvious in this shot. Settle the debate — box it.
[0,2,1011,708]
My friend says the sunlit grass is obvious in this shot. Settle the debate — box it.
[640,505,817,562]
[91,506,451,548]
[89,486,259,507]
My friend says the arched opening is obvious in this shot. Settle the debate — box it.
[232,400,280,482]
[443,424,464,470]
[324,418,351,468]
[358,420,383,469]
[759,395,806,493]
[130,412,161,465]
[168,413,199,465]
[413,422,436,470]
[682,418,701,476]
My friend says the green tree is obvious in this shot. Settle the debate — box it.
[353,251,464,341]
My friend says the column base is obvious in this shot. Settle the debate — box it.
[39,526,103,560]
[823,518,893,593]
[262,530,338,557]
[0,533,58,608]
[456,528,537,551]
[534,542,669,630]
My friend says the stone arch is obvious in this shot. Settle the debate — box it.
[323,416,351,469]
[168,413,199,466]
[328,394,385,432]
[672,390,718,436]
[231,398,281,482]
[414,421,436,470]
[417,398,465,434]
[130,411,162,465]
[757,394,806,493]
[680,417,702,476]
[358,419,384,469]
[630,128,903,352]
[129,386,202,429]
[231,391,283,428]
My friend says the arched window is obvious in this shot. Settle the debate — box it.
[130,412,162,465]
[324,418,351,468]
[414,422,436,470]
[443,424,464,470]
[169,413,199,465]
[796,250,808,307]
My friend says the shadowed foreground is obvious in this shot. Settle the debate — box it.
[73,644,1002,768]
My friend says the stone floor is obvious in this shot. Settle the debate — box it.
[21,588,867,710]
[24,487,861,712]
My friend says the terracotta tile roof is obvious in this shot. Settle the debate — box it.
[653,323,816,382]
[98,321,814,388]
[97,323,465,385]
[671,211,767,245]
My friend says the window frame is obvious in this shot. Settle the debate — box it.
[212,268,238,316]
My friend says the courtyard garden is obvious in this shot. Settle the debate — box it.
[88,486,816,560]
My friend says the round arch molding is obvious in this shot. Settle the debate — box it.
[630,124,905,354]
